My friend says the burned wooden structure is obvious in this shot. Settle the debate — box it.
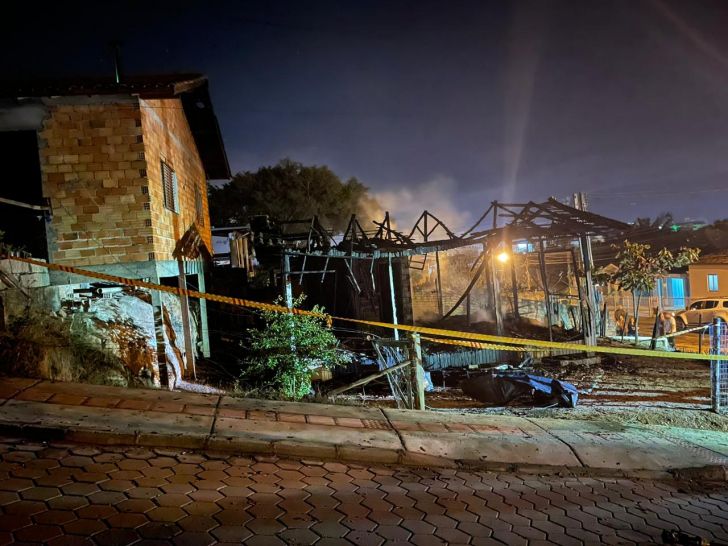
[238,198,627,347]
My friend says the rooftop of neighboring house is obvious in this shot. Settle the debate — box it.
[0,73,230,180]
[694,251,728,265]
[592,223,728,269]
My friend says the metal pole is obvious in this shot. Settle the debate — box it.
[282,254,294,309]
[699,314,703,353]
[410,333,425,410]
[388,256,399,340]
[711,317,723,413]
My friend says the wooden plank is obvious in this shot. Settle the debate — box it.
[327,360,412,397]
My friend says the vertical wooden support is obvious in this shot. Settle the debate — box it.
[570,247,589,340]
[151,285,170,388]
[466,293,471,327]
[580,234,598,346]
[491,251,503,335]
[435,251,443,319]
[196,268,210,358]
[491,201,503,334]
[410,333,425,411]
[510,250,520,319]
[177,260,196,379]
[538,239,554,347]
[388,256,399,340]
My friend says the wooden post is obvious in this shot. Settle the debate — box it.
[151,282,170,388]
[574,193,598,346]
[177,260,196,379]
[466,293,471,327]
[570,247,589,341]
[491,251,503,335]
[196,268,210,358]
[388,256,399,340]
[580,234,598,347]
[510,249,519,319]
[435,251,443,319]
[491,202,503,334]
[538,239,554,347]
[410,333,425,410]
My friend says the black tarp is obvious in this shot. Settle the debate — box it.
[460,372,578,408]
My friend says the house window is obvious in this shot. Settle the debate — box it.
[195,185,204,226]
[708,274,719,292]
[161,160,179,213]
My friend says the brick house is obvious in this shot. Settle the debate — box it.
[0,74,230,387]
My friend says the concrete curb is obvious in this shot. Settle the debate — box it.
[2,420,726,483]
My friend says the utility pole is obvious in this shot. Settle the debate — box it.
[574,192,598,347]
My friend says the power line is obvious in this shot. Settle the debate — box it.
[590,187,728,198]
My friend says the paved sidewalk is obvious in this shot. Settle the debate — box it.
[1,437,728,546]
[1,378,727,480]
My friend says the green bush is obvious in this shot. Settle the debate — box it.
[240,296,349,399]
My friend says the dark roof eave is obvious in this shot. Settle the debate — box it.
[0,74,231,180]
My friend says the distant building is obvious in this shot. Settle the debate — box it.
[689,251,728,300]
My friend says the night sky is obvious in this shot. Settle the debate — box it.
[3,0,728,231]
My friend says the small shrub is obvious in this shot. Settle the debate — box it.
[240,295,350,399]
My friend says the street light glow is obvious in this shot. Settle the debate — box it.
[497,252,509,263]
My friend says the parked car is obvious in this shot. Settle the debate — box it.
[675,298,728,329]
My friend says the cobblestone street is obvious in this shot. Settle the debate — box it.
[0,438,727,545]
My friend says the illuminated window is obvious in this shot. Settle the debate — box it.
[708,274,719,292]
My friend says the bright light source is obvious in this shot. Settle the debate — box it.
[497,252,509,263]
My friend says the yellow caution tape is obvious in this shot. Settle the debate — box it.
[420,336,543,352]
[3,254,728,362]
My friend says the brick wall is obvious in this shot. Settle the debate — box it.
[39,100,153,267]
[139,98,212,261]
[38,97,213,269]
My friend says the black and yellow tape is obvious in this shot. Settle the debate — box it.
[3,254,727,362]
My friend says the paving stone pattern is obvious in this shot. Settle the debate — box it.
[0,438,727,545]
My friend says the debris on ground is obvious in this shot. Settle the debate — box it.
[460,372,578,408]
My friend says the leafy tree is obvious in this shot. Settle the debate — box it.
[632,212,674,230]
[209,158,382,233]
[598,241,699,342]
[240,296,350,399]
